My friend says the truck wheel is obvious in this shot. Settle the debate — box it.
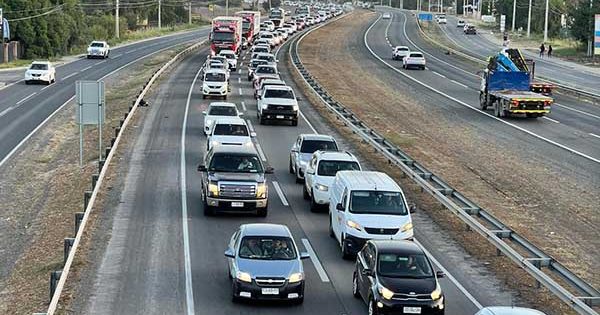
[203,198,214,216]
[259,117,266,125]
[256,206,268,217]
[494,101,501,117]
[479,93,488,110]
[341,236,352,260]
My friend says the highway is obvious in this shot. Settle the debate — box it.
[0,27,210,168]
[75,22,526,315]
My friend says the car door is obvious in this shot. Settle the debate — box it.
[333,188,348,241]
[304,155,317,195]
[291,136,301,171]
[356,247,369,301]
[227,230,241,277]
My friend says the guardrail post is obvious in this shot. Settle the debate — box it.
[105,146,111,158]
[92,174,99,189]
[84,190,92,209]
[49,270,62,301]
[75,212,84,235]
[63,238,74,265]
[98,159,105,173]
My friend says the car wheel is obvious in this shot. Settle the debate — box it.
[293,296,304,305]
[231,282,240,303]
[310,193,319,212]
[25,81,30,85]
[291,119,298,126]
[203,201,214,216]
[259,117,266,125]
[256,205,268,217]
[352,272,361,298]
[289,159,294,174]
[295,169,303,184]
[341,236,352,260]
[303,184,310,200]
[368,298,378,315]
[329,216,335,238]
[202,95,206,99]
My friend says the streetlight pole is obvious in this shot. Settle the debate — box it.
[158,0,162,29]
[526,0,532,37]
[115,0,120,38]
[226,0,229,15]
[189,1,192,24]
[543,0,549,42]
[511,0,516,32]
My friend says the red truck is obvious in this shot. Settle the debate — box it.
[210,16,243,55]
[235,11,261,44]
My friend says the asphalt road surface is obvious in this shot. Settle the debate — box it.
[77,23,533,315]
[0,27,210,168]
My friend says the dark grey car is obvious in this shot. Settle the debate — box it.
[225,224,310,303]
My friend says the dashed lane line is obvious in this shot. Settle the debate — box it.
[271,181,289,206]
[543,117,560,124]
[16,92,37,105]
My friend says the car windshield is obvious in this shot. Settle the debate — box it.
[262,34,274,39]
[300,140,338,153]
[238,236,297,260]
[254,47,269,53]
[258,55,275,62]
[209,153,263,173]
[317,160,360,176]
[409,53,423,58]
[257,66,276,74]
[242,22,251,29]
[349,190,407,215]
[212,32,235,42]
[378,253,433,278]
[251,60,268,68]
[90,42,104,47]
[205,72,226,82]
[264,89,294,99]
[213,123,249,136]
[221,53,235,59]
[209,106,237,116]
[396,47,409,51]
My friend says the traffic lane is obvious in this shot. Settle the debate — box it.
[388,12,600,135]
[186,55,346,314]
[84,48,210,315]
[369,12,600,161]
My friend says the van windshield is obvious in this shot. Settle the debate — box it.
[349,191,407,215]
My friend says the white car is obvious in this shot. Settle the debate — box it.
[257,85,299,126]
[87,41,110,59]
[392,46,410,60]
[255,78,286,99]
[259,32,277,47]
[474,307,547,315]
[202,69,229,99]
[218,50,238,71]
[24,61,56,85]
[437,16,447,24]
[206,117,255,151]
[252,64,280,86]
[457,19,465,27]
[382,12,392,19]
[403,52,426,70]
[289,134,339,182]
[202,102,242,135]
[261,21,275,31]
[304,151,361,211]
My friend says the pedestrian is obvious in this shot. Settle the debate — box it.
[539,43,545,58]
[547,45,553,58]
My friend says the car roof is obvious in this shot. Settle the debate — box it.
[213,116,246,125]
[314,150,358,162]
[369,240,424,255]
[240,223,292,237]
[262,79,285,85]
[208,102,237,108]
[395,46,409,49]
[205,68,227,74]
[478,307,547,315]
[211,142,258,155]
[264,85,292,91]
[300,133,336,142]
[335,170,401,191]
[257,64,277,69]
[31,61,51,65]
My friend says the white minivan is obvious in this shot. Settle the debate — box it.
[328,171,414,259]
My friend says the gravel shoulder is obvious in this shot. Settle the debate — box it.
[296,10,599,314]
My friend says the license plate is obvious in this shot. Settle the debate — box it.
[276,115,284,119]
[261,288,279,295]
[231,202,244,207]
[403,307,421,314]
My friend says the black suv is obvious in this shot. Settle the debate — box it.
[197,144,273,216]
[353,240,445,315]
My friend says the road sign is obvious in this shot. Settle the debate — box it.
[500,14,506,33]
[76,80,105,166]
[418,13,432,21]
[595,14,600,55]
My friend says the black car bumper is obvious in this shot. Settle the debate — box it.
[233,279,304,301]
[375,296,445,315]
[343,234,369,255]
[261,109,298,121]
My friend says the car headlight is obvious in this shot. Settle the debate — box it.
[292,104,299,111]
[205,119,214,128]
[346,220,362,231]
[316,184,328,191]
[236,271,252,283]
[256,183,267,198]
[378,284,394,300]
[288,272,303,283]
[431,283,442,300]
[203,84,209,90]
[401,222,413,233]
[261,103,268,109]
[208,182,219,197]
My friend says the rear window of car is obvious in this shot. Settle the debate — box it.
[396,47,409,52]
[409,53,423,58]
[90,42,104,47]
[209,106,237,116]
[300,140,338,153]
[221,53,235,59]
[213,123,249,136]
[256,66,276,74]
[30,63,48,70]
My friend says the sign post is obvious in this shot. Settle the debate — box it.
[75,81,105,167]
[500,14,506,33]
[595,14,600,56]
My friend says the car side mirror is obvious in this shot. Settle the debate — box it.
[238,113,244,117]
[202,111,207,115]
[265,166,274,174]
[197,164,207,172]
[291,148,298,153]
[436,270,445,278]
[224,248,235,258]
[300,252,310,259]
[250,132,257,137]
[409,203,417,213]
[363,268,374,277]
[257,95,262,99]
[336,203,344,211]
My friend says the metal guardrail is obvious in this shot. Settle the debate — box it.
[411,14,600,102]
[287,16,600,315]
[43,39,207,315]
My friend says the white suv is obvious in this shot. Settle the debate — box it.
[87,41,110,59]
[218,50,238,71]
[304,151,361,212]
[289,134,339,183]
[202,69,229,99]
[203,102,242,135]
[403,52,426,70]
[206,117,255,151]
[392,46,410,60]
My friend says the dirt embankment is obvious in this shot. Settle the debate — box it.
[0,47,184,314]
[295,10,599,314]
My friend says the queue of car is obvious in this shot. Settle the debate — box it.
[391,45,427,70]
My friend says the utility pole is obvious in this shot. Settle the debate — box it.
[226,0,229,15]
[189,1,192,24]
[158,0,162,29]
[115,0,120,39]
[543,0,549,42]
[526,0,532,37]
[511,0,516,31]
[588,0,593,56]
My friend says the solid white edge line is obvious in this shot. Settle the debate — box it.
[365,14,600,165]
[255,142,267,162]
[241,101,247,112]
[414,239,483,310]
[246,119,255,133]
[589,133,600,139]
[271,180,289,206]
[16,92,37,105]
[542,116,560,124]
[299,111,317,133]
[180,67,203,315]
[301,238,330,282]
[554,103,600,120]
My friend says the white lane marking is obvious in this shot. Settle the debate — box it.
[246,119,255,133]
[432,71,446,79]
[239,61,244,67]
[0,79,25,91]
[16,92,37,105]
[589,133,600,139]
[364,15,600,164]
[543,117,560,124]
[0,106,15,117]
[272,181,289,206]
[62,72,77,81]
[238,69,242,74]
[301,238,330,282]
[450,79,469,88]
[80,65,93,72]
[554,103,600,120]
[414,239,483,309]
[255,142,267,162]
[241,101,247,111]
[41,85,52,91]
[180,67,203,315]
[237,77,241,83]
[112,54,122,58]
[299,111,317,133]
[238,88,243,95]
[97,60,107,65]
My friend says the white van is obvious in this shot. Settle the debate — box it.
[328,171,414,258]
